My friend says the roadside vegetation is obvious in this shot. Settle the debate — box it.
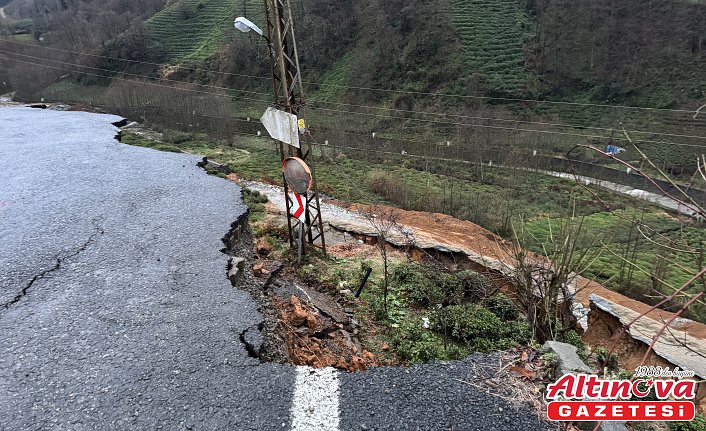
[121,129,706,325]
[257,220,535,365]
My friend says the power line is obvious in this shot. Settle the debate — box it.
[108,105,706,200]
[0,54,272,105]
[138,94,706,150]
[1,38,701,115]
[3,52,705,149]
[10,44,703,141]
[307,105,706,149]
[0,48,273,98]
[0,38,273,82]
[309,99,706,141]
[8,45,705,142]
[4,41,706,143]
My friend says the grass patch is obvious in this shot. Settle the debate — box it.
[242,187,268,222]
[523,210,706,294]
[312,53,353,102]
[120,132,182,153]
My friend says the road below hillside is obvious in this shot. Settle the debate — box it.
[0,107,553,430]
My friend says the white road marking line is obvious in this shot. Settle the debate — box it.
[290,367,340,431]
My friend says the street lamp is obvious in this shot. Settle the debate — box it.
[233,17,263,37]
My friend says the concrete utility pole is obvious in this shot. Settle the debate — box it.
[262,0,326,254]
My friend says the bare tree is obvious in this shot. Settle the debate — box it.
[567,128,706,320]
[362,205,402,313]
[508,215,602,342]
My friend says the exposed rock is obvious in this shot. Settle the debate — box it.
[228,257,246,283]
[542,340,592,376]
[349,356,367,371]
[289,295,310,327]
[256,239,274,255]
[305,313,317,329]
[48,104,71,111]
[340,330,355,350]
[601,422,628,431]
[295,284,348,323]
[253,261,269,277]
[122,121,142,129]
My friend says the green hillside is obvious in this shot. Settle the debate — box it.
[448,0,537,97]
[4,0,704,169]
[147,0,241,63]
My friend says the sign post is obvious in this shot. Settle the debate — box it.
[254,0,326,261]
[283,157,312,264]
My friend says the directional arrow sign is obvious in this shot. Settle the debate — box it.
[290,192,307,223]
[260,107,300,148]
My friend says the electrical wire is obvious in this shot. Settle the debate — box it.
[309,98,706,141]
[1,38,702,114]
[307,105,706,149]
[3,43,706,143]
[0,54,272,105]
[0,48,273,98]
[3,52,705,148]
[116,92,706,151]
[0,38,273,81]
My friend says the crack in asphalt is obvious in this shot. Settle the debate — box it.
[239,323,265,359]
[2,222,105,310]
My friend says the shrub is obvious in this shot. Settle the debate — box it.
[482,292,519,321]
[178,2,198,19]
[391,262,463,306]
[439,304,502,341]
[558,329,587,361]
[455,269,493,302]
[670,413,706,431]
[369,285,406,324]
[594,346,619,372]
[163,129,194,144]
[365,170,413,207]
[391,318,469,363]
[243,188,268,204]
[12,19,34,34]
[435,304,531,352]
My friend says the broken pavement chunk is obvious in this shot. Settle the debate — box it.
[542,340,592,377]
[228,257,246,283]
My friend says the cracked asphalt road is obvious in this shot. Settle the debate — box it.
[0,107,553,430]
[0,107,294,430]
